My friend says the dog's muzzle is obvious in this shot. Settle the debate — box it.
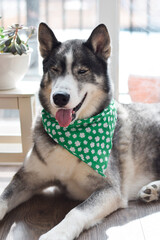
[54,93,87,128]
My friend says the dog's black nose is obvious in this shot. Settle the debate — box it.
[53,92,70,107]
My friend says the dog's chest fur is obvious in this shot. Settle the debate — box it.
[25,140,104,200]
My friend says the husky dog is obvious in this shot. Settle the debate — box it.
[0,23,160,240]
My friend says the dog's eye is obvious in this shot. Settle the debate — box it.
[51,67,59,73]
[78,69,88,74]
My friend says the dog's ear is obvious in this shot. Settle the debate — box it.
[38,22,61,58]
[85,24,111,60]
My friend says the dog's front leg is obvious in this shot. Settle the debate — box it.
[0,147,49,221]
[39,187,126,240]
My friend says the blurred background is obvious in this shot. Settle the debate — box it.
[1,0,160,103]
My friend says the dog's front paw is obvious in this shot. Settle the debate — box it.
[39,230,69,240]
[0,199,8,220]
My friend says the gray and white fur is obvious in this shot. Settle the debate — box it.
[0,23,160,240]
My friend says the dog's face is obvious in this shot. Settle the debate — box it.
[38,23,112,127]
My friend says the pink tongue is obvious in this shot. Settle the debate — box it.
[56,109,73,127]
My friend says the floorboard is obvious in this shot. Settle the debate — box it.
[0,165,160,240]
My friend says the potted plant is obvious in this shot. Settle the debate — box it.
[0,23,36,90]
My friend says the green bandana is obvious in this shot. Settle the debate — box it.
[42,100,117,177]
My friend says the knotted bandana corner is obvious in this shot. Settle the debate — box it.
[42,100,117,177]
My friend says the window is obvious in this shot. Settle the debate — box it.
[119,0,160,103]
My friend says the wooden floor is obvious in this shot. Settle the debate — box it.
[0,165,160,240]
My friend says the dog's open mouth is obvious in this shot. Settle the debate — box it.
[55,93,87,127]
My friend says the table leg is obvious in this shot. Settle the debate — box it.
[18,96,35,158]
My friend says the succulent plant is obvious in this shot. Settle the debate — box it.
[0,24,36,55]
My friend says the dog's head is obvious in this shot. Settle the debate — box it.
[38,23,112,127]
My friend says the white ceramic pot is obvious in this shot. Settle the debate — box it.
[0,49,32,90]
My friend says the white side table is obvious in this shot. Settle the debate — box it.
[0,81,39,162]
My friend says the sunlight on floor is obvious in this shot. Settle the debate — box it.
[106,212,160,240]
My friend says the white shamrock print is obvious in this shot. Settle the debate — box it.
[56,125,60,129]
[58,131,62,135]
[91,149,95,154]
[92,123,96,127]
[79,154,84,160]
[90,117,94,122]
[93,156,98,161]
[44,118,47,122]
[100,159,103,163]
[88,162,92,166]
[106,138,110,143]
[71,128,76,131]
[84,147,89,153]
[68,140,72,145]
[47,121,51,126]
[65,131,71,137]
[98,123,102,126]
[103,150,106,154]
[106,131,109,135]
[86,127,91,133]
[96,165,100,169]
[83,140,88,145]
[102,136,105,140]
[93,130,96,134]
[101,143,105,148]
[98,128,103,133]
[106,144,109,149]
[78,147,82,152]
[75,141,80,146]
[60,137,65,142]
[103,123,108,127]
[98,150,102,155]
[86,155,90,160]
[52,129,56,135]
[88,136,93,140]
[52,123,55,127]
[48,128,51,132]
[90,142,95,148]
[95,136,100,142]
[70,147,75,152]
[73,134,77,138]
[80,133,85,138]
